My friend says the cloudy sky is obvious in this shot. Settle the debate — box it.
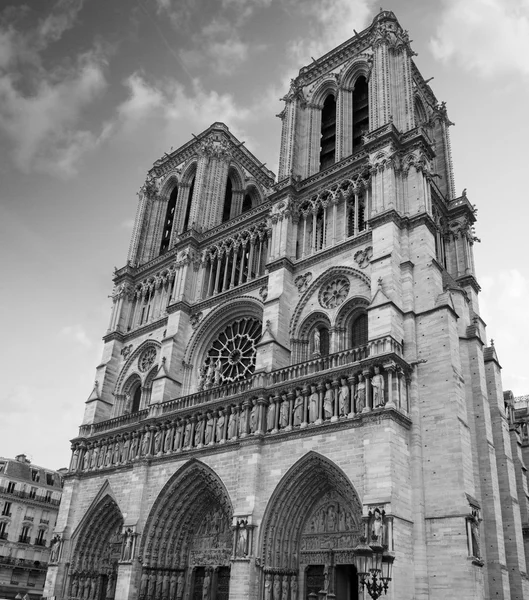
[1,0,528,470]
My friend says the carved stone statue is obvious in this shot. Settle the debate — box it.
[82,446,90,470]
[154,428,162,454]
[239,406,248,436]
[293,391,303,426]
[236,521,248,557]
[308,385,319,423]
[122,529,133,561]
[355,373,366,412]
[312,328,321,355]
[250,400,258,433]
[204,413,214,445]
[203,569,211,600]
[273,574,281,600]
[228,407,238,439]
[371,366,385,406]
[267,399,276,431]
[176,571,185,600]
[323,382,333,420]
[174,420,183,450]
[194,419,204,446]
[183,421,192,447]
[216,410,225,442]
[282,575,289,600]
[264,573,273,600]
[205,360,215,387]
[197,364,207,391]
[164,428,173,453]
[129,434,139,461]
[141,430,151,456]
[50,535,61,562]
[290,575,298,600]
[339,378,350,416]
[214,358,222,386]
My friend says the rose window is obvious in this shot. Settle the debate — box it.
[205,318,262,384]
[138,347,156,372]
[319,277,350,309]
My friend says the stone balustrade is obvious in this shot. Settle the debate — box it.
[69,354,411,475]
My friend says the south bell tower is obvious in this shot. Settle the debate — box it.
[47,11,528,600]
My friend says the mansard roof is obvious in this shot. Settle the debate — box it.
[149,122,276,189]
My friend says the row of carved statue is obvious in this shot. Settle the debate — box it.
[70,365,406,473]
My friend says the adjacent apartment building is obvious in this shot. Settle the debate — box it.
[0,455,63,599]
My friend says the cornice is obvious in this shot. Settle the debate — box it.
[294,231,372,271]
[166,300,192,316]
[296,152,369,193]
[267,258,294,274]
[201,201,273,244]
[191,276,267,313]
[114,316,169,343]
[456,274,481,294]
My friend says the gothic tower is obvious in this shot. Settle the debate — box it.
[45,11,528,600]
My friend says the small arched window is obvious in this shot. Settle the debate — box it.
[353,76,369,150]
[320,94,336,170]
[182,176,195,232]
[242,193,253,213]
[159,185,178,254]
[222,177,233,222]
[351,313,368,347]
[130,385,142,413]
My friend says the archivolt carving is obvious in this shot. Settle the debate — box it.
[289,267,370,337]
[339,55,372,89]
[115,340,162,394]
[139,460,233,569]
[259,452,362,570]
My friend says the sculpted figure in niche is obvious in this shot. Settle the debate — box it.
[141,430,151,456]
[371,508,385,544]
[280,395,289,428]
[174,420,183,450]
[112,440,120,464]
[264,574,272,600]
[183,420,192,447]
[197,364,207,391]
[82,446,90,470]
[104,442,112,466]
[228,407,238,439]
[372,366,385,406]
[312,328,321,355]
[282,575,289,600]
[176,571,185,600]
[121,435,130,462]
[267,398,276,431]
[164,428,173,453]
[204,412,214,444]
[290,575,298,600]
[293,390,303,426]
[205,360,215,387]
[129,434,139,461]
[323,382,333,420]
[236,521,248,557]
[202,569,211,600]
[90,444,99,469]
[239,406,248,436]
[273,574,281,600]
[338,506,345,531]
[250,399,258,433]
[355,374,366,412]
[327,504,337,531]
[195,418,205,446]
[309,385,319,423]
[214,358,222,386]
[216,410,225,442]
[154,428,162,454]
[339,378,350,416]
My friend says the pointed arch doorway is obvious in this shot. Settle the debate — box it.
[139,460,233,600]
[261,453,363,600]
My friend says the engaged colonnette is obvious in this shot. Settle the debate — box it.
[44,10,528,600]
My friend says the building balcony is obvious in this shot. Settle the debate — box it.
[40,518,49,524]
[0,531,8,540]
[0,487,60,507]
[34,539,47,547]
[70,337,411,474]
[0,555,48,570]
[23,516,34,522]
[18,535,31,544]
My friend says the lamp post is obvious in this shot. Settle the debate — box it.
[353,533,394,599]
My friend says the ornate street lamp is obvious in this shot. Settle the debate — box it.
[353,533,394,600]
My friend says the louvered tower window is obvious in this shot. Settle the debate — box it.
[222,177,233,222]
[242,193,252,213]
[182,176,195,232]
[320,95,336,171]
[353,76,369,150]
[159,186,178,254]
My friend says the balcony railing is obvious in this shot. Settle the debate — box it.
[70,340,411,474]
[0,487,60,506]
[18,535,30,544]
[0,532,7,540]
[0,555,48,570]
[40,519,49,524]
[24,516,34,522]
[34,539,47,547]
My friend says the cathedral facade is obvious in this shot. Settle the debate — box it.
[45,11,529,600]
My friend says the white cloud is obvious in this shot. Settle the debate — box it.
[285,0,373,64]
[479,268,529,395]
[430,0,529,79]
[0,0,111,177]
[60,324,93,348]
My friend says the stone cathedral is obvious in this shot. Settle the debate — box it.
[45,11,529,600]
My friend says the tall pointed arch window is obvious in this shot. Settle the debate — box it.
[242,193,253,214]
[222,176,233,223]
[159,185,178,254]
[320,94,336,170]
[353,76,369,150]
[182,176,195,233]
[351,313,368,348]
[131,386,142,413]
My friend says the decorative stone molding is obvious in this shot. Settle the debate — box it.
[354,246,373,268]
[294,272,312,293]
